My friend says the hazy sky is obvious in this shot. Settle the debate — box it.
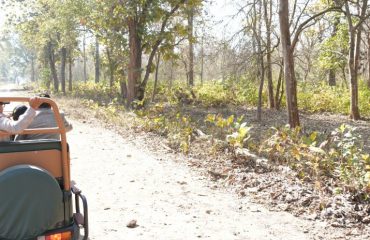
[208,0,243,38]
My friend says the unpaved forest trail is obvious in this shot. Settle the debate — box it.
[68,119,317,240]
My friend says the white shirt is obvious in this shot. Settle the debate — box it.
[0,108,36,141]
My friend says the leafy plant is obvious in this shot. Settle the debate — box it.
[205,114,251,156]
[329,124,369,192]
[135,104,194,154]
[260,124,370,197]
[226,122,252,158]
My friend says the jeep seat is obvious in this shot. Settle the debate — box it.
[0,165,64,239]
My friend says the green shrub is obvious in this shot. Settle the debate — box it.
[298,82,350,114]
[71,81,121,106]
[135,104,194,154]
[260,124,370,196]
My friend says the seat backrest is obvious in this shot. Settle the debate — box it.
[0,140,68,179]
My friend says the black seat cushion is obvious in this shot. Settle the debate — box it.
[0,140,64,154]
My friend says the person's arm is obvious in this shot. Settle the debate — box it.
[0,108,36,134]
[0,97,41,134]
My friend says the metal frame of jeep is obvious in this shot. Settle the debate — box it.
[0,97,88,240]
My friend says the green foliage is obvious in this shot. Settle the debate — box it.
[135,104,194,154]
[71,81,121,106]
[297,80,370,117]
[171,80,260,108]
[148,79,370,120]
[39,68,51,89]
[317,21,349,71]
[87,0,200,102]
[330,124,369,191]
[205,114,251,156]
[205,114,236,138]
[226,122,252,156]
[260,124,370,196]
[195,83,238,107]
[298,82,350,114]
[147,80,260,108]
[358,80,370,115]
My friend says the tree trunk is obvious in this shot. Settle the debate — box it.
[151,52,161,102]
[60,47,67,94]
[106,48,115,88]
[83,30,87,82]
[367,33,370,89]
[47,41,59,92]
[95,36,100,83]
[344,1,366,120]
[31,54,35,82]
[221,42,226,83]
[183,59,189,85]
[169,59,174,89]
[255,1,265,122]
[263,0,275,109]
[68,51,73,92]
[120,78,128,100]
[257,56,265,122]
[200,34,204,85]
[348,28,361,119]
[328,17,340,86]
[188,4,194,86]
[127,18,143,105]
[328,70,336,86]
[275,61,284,110]
[279,0,300,127]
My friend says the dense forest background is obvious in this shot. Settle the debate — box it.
[2,0,370,124]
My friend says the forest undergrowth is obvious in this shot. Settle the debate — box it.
[41,80,370,232]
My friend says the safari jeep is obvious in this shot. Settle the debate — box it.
[0,97,88,240]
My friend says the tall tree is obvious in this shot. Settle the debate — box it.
[328,16,341,86]
[6,0,87,91]
[342,0,368,120]
[279,0,299,127]
[95,36,100,83]
[125,0,189,106]
[251,0,265,122]
[83,31,88,82]
[278,0,337,127]
[47,41,59,92]
[367,30,370,88]
[60,47,67,93]
[187,1,195,86]
[151,52,161,102]
[263,0,275,109]
[68,50,73,91]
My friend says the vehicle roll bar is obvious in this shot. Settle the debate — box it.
[0,97,71,190]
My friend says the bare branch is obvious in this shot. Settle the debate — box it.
[141,0,186,89]
[291,0,309,34]
[291,7,340,51]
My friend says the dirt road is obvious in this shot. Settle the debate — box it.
[68,119,320,240]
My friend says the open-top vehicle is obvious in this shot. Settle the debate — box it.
[0,97,88,240]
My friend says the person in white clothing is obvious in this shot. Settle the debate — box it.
[0,97,42,142]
